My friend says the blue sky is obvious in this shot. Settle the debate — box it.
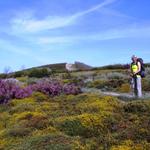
[0,0,150,73]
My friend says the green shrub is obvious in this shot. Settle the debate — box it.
[57,118,86,137]
[86,80,106,89]
[7,127,32,137]
[28,68,50,78]
[0,73,7,79]
[13,71,25,78]
[11,134,73,150]
[32,92,49,102]
[13,112,49,129]
[123,101,150,113]
[111,140,150,150]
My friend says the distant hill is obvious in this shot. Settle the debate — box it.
[27,61,93,72]
[0,62,93,78]
[74,61,93,70]
[37,63,67,72]
[1,61,150,79]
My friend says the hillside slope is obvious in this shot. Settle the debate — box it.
[0,93,150,150]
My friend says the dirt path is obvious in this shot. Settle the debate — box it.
[82,88,150,100]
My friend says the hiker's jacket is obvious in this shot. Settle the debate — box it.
[131,62,141,77]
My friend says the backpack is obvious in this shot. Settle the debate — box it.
[137,58,145,78]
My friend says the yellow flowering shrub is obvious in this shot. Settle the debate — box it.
[76,94,121,114]
[9,111,49,129]
[32,92,49,102]
[0,91,149,149]
[0,112,10,130]
[9,103,37,114]
[37,102,59,112]
[16,76,28,83]
[56,112,114,138]
[31,126,59,136]
[72,140,86,150]
[10,97,36,106]
[13,111,46,121]
[77,113,103,128]
[111,140,150,150]
[0,129,7,138]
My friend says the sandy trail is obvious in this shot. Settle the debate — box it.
[82,88,150,99]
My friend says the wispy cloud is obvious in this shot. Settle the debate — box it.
[11,15,73,33]
[10,0,117,34]
[71,0,117,18]
[35,24,150,45]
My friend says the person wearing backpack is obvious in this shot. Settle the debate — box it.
[137,58,145,78]
[130,55,142,98]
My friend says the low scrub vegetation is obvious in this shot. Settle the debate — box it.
[0,93,149,149]
[0,67,150,149]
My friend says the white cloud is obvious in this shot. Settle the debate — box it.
[11,15,74,33]
[10,0,117,34]
[35,24,150,45]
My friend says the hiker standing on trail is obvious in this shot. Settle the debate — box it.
[130,55,142,98]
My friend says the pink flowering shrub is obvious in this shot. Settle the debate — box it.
[0,79,81,104]
[63,83,82,95]
[31,80,63,97]
[0,80,32,104]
